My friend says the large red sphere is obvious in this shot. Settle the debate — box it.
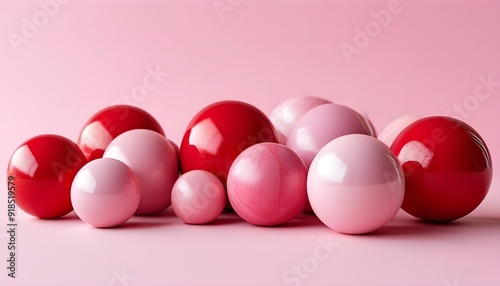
[180,101,278,185]
[7,135,88,219]
[391,116,492,222]
[77,105,165,161]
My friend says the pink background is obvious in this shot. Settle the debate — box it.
[1,0,499,285]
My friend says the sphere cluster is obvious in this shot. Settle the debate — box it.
[7,97,493,233]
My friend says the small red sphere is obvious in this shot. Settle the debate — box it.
[77,105,165,161]
[180,101,278,185]
[7,135,88,219]
[391,116,492,222]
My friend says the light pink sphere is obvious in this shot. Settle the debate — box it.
[269,96,331,143]
[103,129,179,215]
[71,158,140,228]
[286,103,372,214]
[378,114,422,147]
[286,103,372,169]
[227,143,307,226]
[171,170,226,224]
[308,134,405,234]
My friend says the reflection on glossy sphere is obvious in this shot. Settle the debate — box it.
[104,129,179,215]
[228,143,307,226]
[269,96,331,143]
[78,105,164,161]
[71,158,140,228]
[8,135,87,218]
[391,116,492,222]
[308,134,405,234]
[180,101,278,186]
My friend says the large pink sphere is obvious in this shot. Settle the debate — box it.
[71,158,140,228]
[286,103,372,168]
[227,143,307,226]
[171,170,226,224]
[269,96,331,143]
[308,134,405,234]
[103,129,179,215]
[378,115,421,147]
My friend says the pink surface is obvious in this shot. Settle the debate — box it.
[0,0,499,285]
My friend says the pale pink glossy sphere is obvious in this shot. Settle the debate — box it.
[286,103,372,169]
[227,143,307,226]
[308,134,405,234]
[71,158,140,228]
[269,96,331,143]
[286,103,373,214]
[103,129,179,215]
[378,115,422,147]
[171,170,226,224]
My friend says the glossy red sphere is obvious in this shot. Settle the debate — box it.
[78,105,165,161]
[7,135,88,219]
[180,101,278,185]
[391,116,492,222]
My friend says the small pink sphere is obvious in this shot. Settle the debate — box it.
[286,103,372,168]
[171,170,226,224]
[308,134,405,234]
[269,96,331,143]
[103,129,179,215]
[227,143,307,226]
[378,115,422,147]
[71,158,140,228]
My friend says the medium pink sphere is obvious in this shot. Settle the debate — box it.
[227,143,307,226]
[286,103,372,214]
[269,96,331,143]
[308,134,405,234]
[378,115,422,147]
[103,129,179,215]
[71,158,140,228]
[286,103,372,168]
[171,170,226,224]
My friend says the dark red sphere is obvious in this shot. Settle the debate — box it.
[180,101,278,185]
[7,135,88,219]
[391,116,492,222]
[78,105,164,161]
